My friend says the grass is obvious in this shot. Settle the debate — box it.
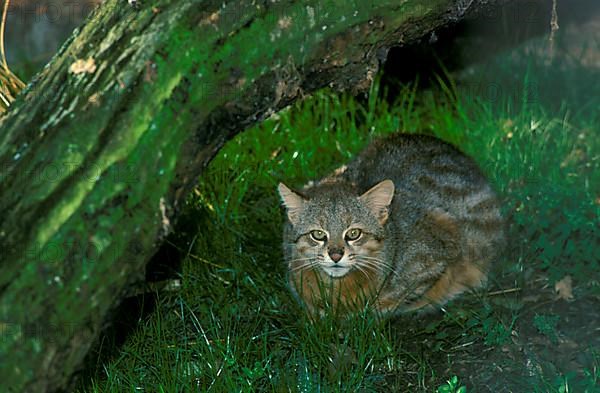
[79,35,599,392]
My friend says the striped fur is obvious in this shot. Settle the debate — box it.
[279,133,505,317]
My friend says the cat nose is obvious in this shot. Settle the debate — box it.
[329,251,343,263]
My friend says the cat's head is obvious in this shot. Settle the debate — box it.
[278,180,394,278]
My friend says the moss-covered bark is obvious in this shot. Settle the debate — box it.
[0,0,496,390]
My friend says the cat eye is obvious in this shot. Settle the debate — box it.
[345,228,362,241]
[310,230,327,241]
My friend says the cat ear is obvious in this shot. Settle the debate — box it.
[278,183,305,225]
[359,180,395,224]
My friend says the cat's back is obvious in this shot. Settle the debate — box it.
[342,133,503,230]
[344,134,484,191]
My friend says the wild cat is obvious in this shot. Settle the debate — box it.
[278,133,505,317]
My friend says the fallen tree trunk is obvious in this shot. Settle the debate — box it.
[0,0,500,390]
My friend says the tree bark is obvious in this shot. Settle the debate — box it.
[0,0,499,391]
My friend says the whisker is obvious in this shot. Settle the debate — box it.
[355,261,385,275]
[359,262,390,276]
[355,258,390,270]
[356,255,385,262]
[355,257,399,278]
[289,254,321,271]
[286,256,317,263]
[354,255,391,269]
[353,264,371,280]
[290,261,316,273]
